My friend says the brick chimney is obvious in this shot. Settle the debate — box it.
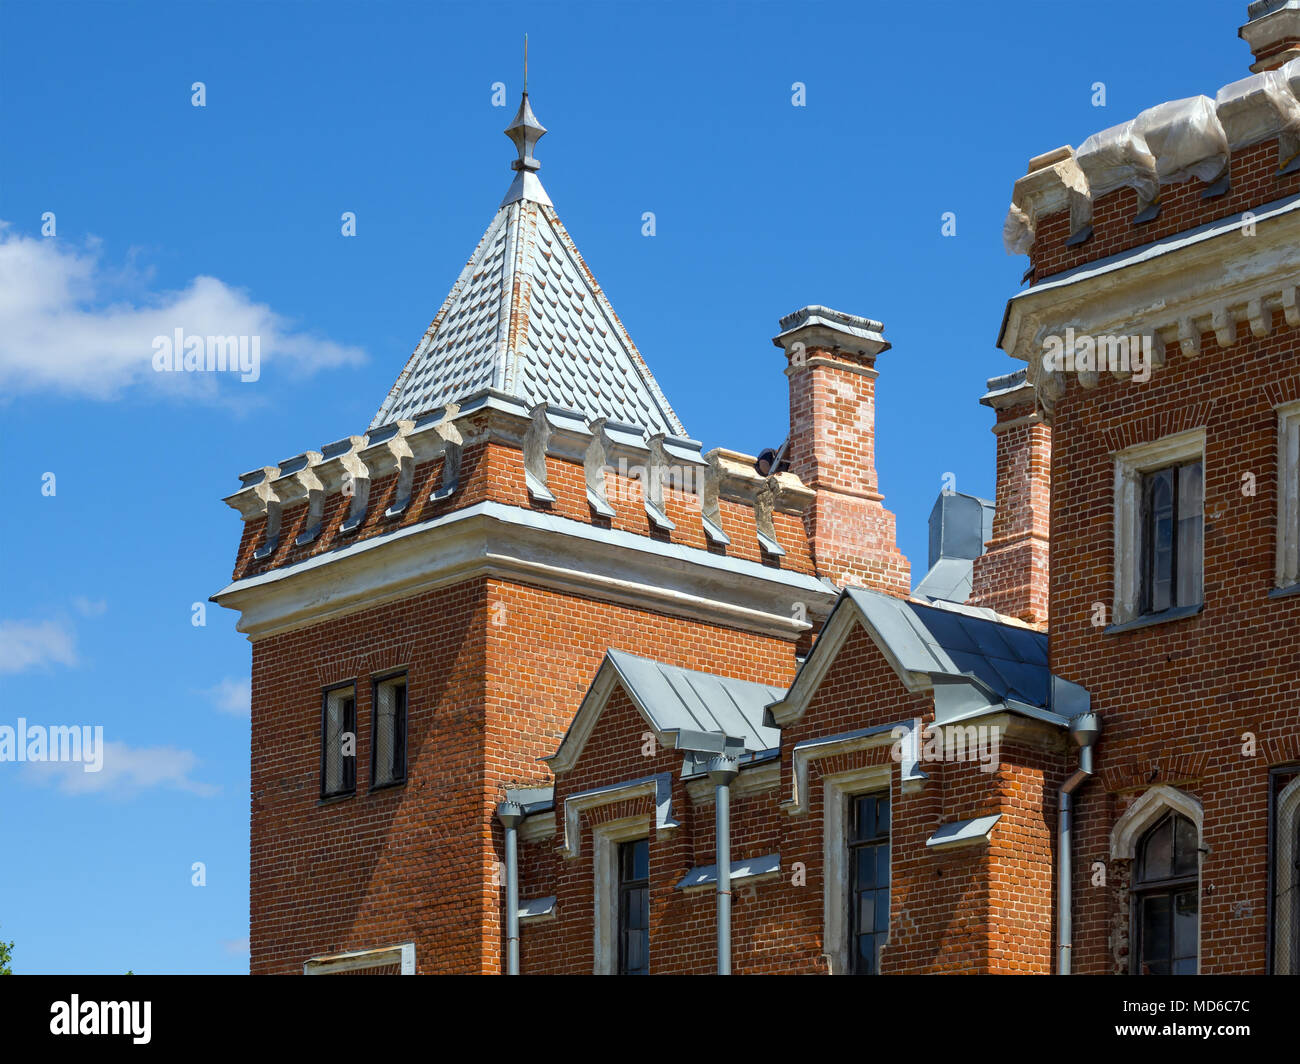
[772,306,909,596]
[1240,0,1300,71]
[968,369,1050,628]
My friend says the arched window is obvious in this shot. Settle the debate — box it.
[1274,771,1300,974]
[1132,812,1199,975]
[1292,817,1300,974]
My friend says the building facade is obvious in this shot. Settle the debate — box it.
[215,6,1300,974]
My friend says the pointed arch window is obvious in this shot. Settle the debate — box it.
[1132,812,1199,975]
[1270,768,1300,974]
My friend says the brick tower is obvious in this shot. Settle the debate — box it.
[998,6,1300,973]
[213,93,910,973]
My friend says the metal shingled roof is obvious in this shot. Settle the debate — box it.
[843,587,1050,708]
[370,186,686,437]
[605,649,784,753]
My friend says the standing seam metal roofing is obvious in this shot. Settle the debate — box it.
[843,587,1050,709]
[604,649,784,753]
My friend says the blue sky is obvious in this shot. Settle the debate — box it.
[0,0,1253,973]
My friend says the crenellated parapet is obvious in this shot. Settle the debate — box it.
[999,57,1300,417]
[1004,58,1300,276]
[217,387,832,640]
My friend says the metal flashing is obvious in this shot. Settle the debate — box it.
[925,814,1002,849]
[675,854,781,891]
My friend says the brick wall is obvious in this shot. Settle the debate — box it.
[1030,139,1300,284]
[1046,306,1300,974]
[247,565,799,974]
[784,344,910,595]
[969,394,1051,628]
[518,620,1065,974]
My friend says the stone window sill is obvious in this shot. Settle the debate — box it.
[1103,602,1203,635]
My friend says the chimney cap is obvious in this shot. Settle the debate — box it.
[980,368,1034,409]
[772,305,890,356]
[1240,1,1300,71]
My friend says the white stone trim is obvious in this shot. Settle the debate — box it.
[1112,430,1205,625]
[1274,774,1300,974]
[784,724,902,816]
[1276,400,1300,589]
[213,500,834,642]
[822,764,892,976]
[303,942,415,975]
[592,815,651,975]
[1000,195,1300,414]
[518,811,556,844]
[1110,785,1204,976]
[560,774,678,859]
[1110,784,1204,860]
[685,759,779,805]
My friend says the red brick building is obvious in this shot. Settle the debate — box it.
[215,7,1300,975]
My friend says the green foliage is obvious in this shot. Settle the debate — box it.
[0,926,13,975]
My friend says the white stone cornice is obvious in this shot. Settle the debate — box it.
[705,448,814,511]
[212,500,836,642]
[223,465,280,519]
[685,759,779,805]
[1002,195,1300,415]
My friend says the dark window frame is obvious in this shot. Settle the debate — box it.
[616,838,650,976]
[1130,811,1199,976]
[320,680,357,800]
[848,790,890,975]
[1138,459,1202,618]
[369,670,409,792]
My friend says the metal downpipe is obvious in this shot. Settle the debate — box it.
[1058,713,1101,975]
[707,755,740,975]
[496,801,525,975]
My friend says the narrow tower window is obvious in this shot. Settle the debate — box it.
[321,684,356,799]
[617,839,649,975]
[371,673,407,789]
[849,791,890,974]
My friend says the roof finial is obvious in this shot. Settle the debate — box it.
[504,53,546,174]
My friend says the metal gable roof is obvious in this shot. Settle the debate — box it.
[842,587,1051,709]
[605,649,784,753]
[370,95,686,437]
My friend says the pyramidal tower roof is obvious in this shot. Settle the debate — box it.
[371,92,687,438]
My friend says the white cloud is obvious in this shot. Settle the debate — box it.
[204,677,251,718]
[222,938,251,956]
[0,222,365,401]
[0,619,77,674]
[22,740,219,798]
[72,597,107,618]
